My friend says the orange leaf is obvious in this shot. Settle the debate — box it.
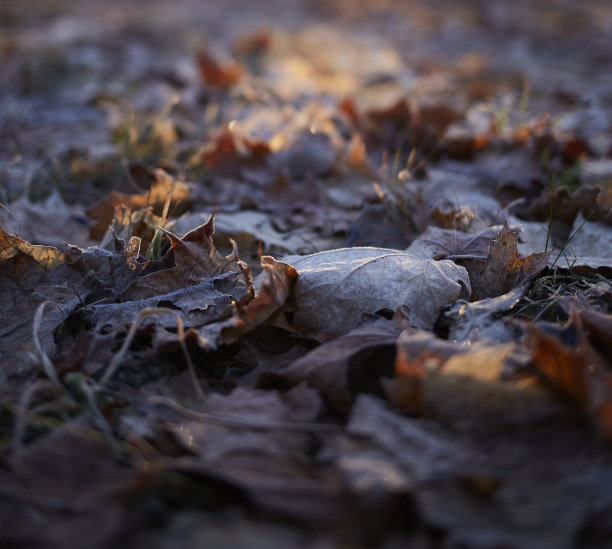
[196,49,243,89]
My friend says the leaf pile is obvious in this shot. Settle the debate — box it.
[2,1,612,548]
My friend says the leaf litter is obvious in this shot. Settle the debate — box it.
[1,1,612,548]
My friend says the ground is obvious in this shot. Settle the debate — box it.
[1,1,612,548]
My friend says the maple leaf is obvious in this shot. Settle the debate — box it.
[121,214,239,300]
[470,222,551,301]
[0,228,136,374]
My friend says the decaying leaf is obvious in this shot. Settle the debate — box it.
[213,255,298,346]
[284,247,471,333]
[196,48,244,89]
[121,215,240,300]
[86,168,191,241]
[259,317,403,413]
[524,309,612,438]
[387,330,562,427]
[470,222,551,301]
[0,228,136,373]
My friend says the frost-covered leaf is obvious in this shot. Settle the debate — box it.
[554,213,612,272]
[173,210,332,258]
[284,247,471,332]
[0,228,136,372]
[444,284,526,343]
[84,275,240,332]
[406,225,500,260]
[0,191,92,249]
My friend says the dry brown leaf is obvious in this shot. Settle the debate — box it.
[196,48,244,89]
[388,330,563,427]
[0,228,136,372]
[526,184,611,227]
[121,214,239,300]
[86,168,191,240]
[524,309,612,438]
[470,222,551,301]
[215,255,298,346]
[385,331,465,411]
[203,131,271,176]
[259,317,403,414]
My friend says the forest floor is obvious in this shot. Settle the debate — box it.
[1,1,612,548]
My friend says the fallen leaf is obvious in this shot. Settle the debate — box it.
[524,309,612,438]
[284,247,471,332]
[203,131,270,177]
[268,130,336,180]
[0,228,136,373]
[146,388,347,529]
[84,275,240,333]
[470,222,551,301]
[86,168,191,240]
[2,415,135,549]
[173,210,332,259]
[406,225,500,260]
[387,330,565,428]
[443,284,526,343]
[121,215,240,300]
[259,317,403,414]
[186,255,296,350]
[346,394,469,482]
[0,191,92,249]
[554,213,612,273]
[526,184,611,229]
[196,48,244,89]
